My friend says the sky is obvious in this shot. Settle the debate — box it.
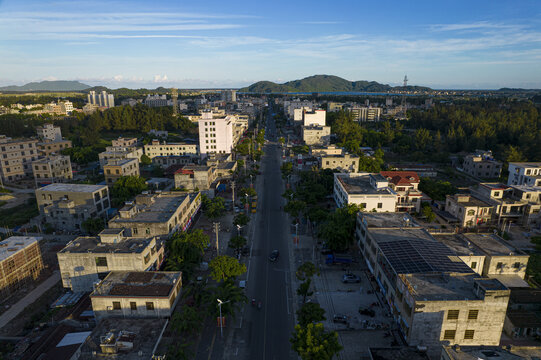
[0,0,541,89]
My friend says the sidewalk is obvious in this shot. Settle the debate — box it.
[0,271,60,330]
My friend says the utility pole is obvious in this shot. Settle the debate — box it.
[213,222,220,256]
[231,180,235,205]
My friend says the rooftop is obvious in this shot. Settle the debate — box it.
[380,171,420,185]
[104,158,138,167]
[359,212,419,229]
[58,235,154,254]
[0,236,41,262]
[443,345,541,360]
[91,271,181,297]
[111,193,189,223]
[368,347,430,360]
[432,234,486,257]
[480,182,508,191]
[463,233,521,256]
[36,183,106,193]
[336,173,395,196]
[449,194,492,208]
[509,162,541,167]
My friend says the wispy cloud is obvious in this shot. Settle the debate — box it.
[429,21,525,32]
[301,21,343,25]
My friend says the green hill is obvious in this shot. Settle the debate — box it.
[0,80,91,92]
[239,74,431,93]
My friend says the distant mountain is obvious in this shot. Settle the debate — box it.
[0,80,91,92]
[239,75,432,93]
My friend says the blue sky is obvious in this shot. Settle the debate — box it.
[1,0,540,89]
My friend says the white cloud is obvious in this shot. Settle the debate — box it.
[154,74,169,82]
[113,75,123,82]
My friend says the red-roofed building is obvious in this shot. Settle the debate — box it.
[380,171,422,212]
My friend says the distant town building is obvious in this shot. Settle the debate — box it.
[174,165,216,191]
[148,129,168,138]
[87,90,114,108]
[302,109,326,127]
[221,90,237,102]
[302,125,331,146]
[320,153,359,173]
[144,94,169,108]
[37,139,72,157]
[43,101,73,115]
[0,135,39,182]
[36,123,62,142]
[36,183,110,217]
[103,158,140,186]
[98,146,143,167]
[90,271,181,322]
[507,162,541,186]
[310,145,343,157]
[462,150,502,179]
[389,164,438,178]
[350,107,382,122]
[151,155,194,169]
[333,173,397,211]
[326,102,343,112]
[293,107,312,122]
[32,155,73,183]
[143,140,198,159]
[111,137,137,148]
[0,236,44,298]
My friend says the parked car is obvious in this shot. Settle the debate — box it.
[332,314,348,324]
[269,250,279,262]
[342,273,361,283]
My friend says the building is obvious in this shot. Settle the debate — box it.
[143,140,198,159]
[380,171,423,212]
[43,101,73,115]
[302,109,326,127]
[462,150,502,179]
[57,229,164,292]
[152,155,194,169]
[198,112,236,158]
[82,103,99,114]
[368,347,430,360]
[42,198,98,232]
[327,102,343,112]
[0,135,39,182]
[356,213,510,348]
[0,236,44,297]
[98,146,143,167]
[90,271,182,322]
[36,183,110,217]
[111,137,137,148]
[221,90,237,102]
[508,162,541,186]
[149,129,168,138]
[293,107,312,122]
[103,158,140,186]
[334,173,397,211]
[503,288,541,339]
[37,139,72,156]
[88,90,114,108]
[310,145,343,157]
[36,123,62,141]
[32,155,73,183]
[302,125,331,146]
[320,153,359,173]
[389,164,438,178]
[350,107,382,122]
[108,192,201,237]
[144,94,169,107]
[442,345,541,359]
[445,194,493,228]
[174,165,216,191]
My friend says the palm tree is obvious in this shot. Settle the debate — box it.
[206,280,247,318]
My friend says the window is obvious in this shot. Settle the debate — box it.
[447,310,459,320]
[146,302,154,310]
[130,302,137,311]
[95,257,108,267]
[471,262,477,269]
[464,330,475,339]
[112,301,121,310]
[443,330,456,340]
[377,203,383,209]
[144,253,150,264]
[468,310,479,320]
[467,210,475,216]
[496,262,504,270]
[514,262,521,269]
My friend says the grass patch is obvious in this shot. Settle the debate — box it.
[0,199,39,228]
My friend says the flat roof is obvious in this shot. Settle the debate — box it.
[111,194,188,223]
[36,183,106,193]
[433,234,485,256]
[369,347,430,360]
[58,236,153,254]
[91,271,181,298]
[509,162,541,167]
[450,194,492,207]
[463,233,520,256]
[104,158,137,166]
[359,212,419,228]
[443,345,541,360]
[0,236,41,262]
[336,173,395,195]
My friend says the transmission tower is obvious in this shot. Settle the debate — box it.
[171,88,178,116]
[399,75,408,120]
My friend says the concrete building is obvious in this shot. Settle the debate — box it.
[82,103,99,114]
[32,155,73,183]
[43,101,73,115]
[144,94,168,107]
[326,102,343,112]
[152,155,194,169]
[0,135,39,182]
[98,146,143,167]
[503,288,541,339]
[380,171,423,212]
[445,194,493,228]
[355,213,510,348]
[293,107,311,122]
[88,90,114,108]
[198,112,236,158]
[442,345,541,359]
[174,165,216,191]
[57,229,164,292]
[334,173,397,211]
[310,145,343,157]
[143,140,198,159]
[111,137,137,148]
[508,162,541,186]
[0,236,44,298]
[320,153,359,173]
[462,150,502,179]
[90,271,181,322]
[389,164,438,178]
[302,125,331,146]
[37,139,72,156]
[221,90,237,102]
[103,158,140,186]
[108,192,201,237]
[350,107,382,122]
[302,109,326,127]
[36,123,62,141]
[36,183,110,217]
[42,198,98,232]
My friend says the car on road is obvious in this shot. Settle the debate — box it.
[269,250,279,262]
[342,273,361,283]
[332,314,348,324]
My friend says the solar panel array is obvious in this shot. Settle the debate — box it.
[378,239,474,275]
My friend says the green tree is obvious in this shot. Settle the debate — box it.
[290,323,342,360]
[281,162,293,178]
[140,154,152,165]
[81,217,105,235]
[169,229,210,254]
[165,242,202,280]
[171,306,203,334]
[422,203,436,222]
[414,128,432,151]
[206,279,247,318]
[228,235,247,253]
[240,187,257,197]
[296,261,318,281]
[318,204,361,251]
[297,279,314,304]
[201,194,226,219]
[296,302,326,327]
[209,255,247,282]
[285,199,307,218]
[111,175,148,207]
[233,213,250,227]
[278,137,285,145]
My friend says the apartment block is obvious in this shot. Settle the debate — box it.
[198,112,236,158]
[88,90,114,108]
[350,107,382,122]
[0,236,44,298]
[143,140,198,159]
[37,139,72,156]
[103,158,140,186]
[42,198,97,232]
[174,165,216,191]
[302,125,331,146]
[36,183,110,216]
[36,123,62,141]
[310,145,343,157]
[293,107,311,122]
[32,155,73,183]
[462,150,502,179]
[508,162,541,186]
[503,288,541,339]
[320,153,359,173]
[111,137,137,148]
[445,194,493,228]
[57,229,164,292]
[90,271,181,322]
[108,192,201,237]
[43,101,73,115]
[221,89,237,102]
[151,155,194,169]
[380,171,422,212]
[98,146,143,167]
[303,109,326,127]
[334,173,397,211]
[144,94,169,107]
[0,135,39,182]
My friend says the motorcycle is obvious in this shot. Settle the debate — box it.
[257,301,262,310]
[251,298,256,306]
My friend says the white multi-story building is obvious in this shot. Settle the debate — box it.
[143,140,198,159]
[333,173,397,211]
[144,94,169,108]
[507,162,541,187]
[0,136,39,182]
[32,155,73,183]
[303,109,326,127]
[380,171,423,212]
[198,112,235,158]
[87,90,114,108]
[221,90,237,102]
[293,107,311,122]
[350,107,382,122]
[463,150,502,179]
[302,125,331,146]
[36,124,62,142]
[98,146,143,167]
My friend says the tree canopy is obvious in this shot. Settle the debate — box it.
[209,255,247,282]
[111,175,148,207]
[290,323,342,360]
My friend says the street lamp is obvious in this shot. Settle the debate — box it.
[250,175,253,189]
[295,222,299,248]
[236,224,242,236]
[217,298,230,338]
